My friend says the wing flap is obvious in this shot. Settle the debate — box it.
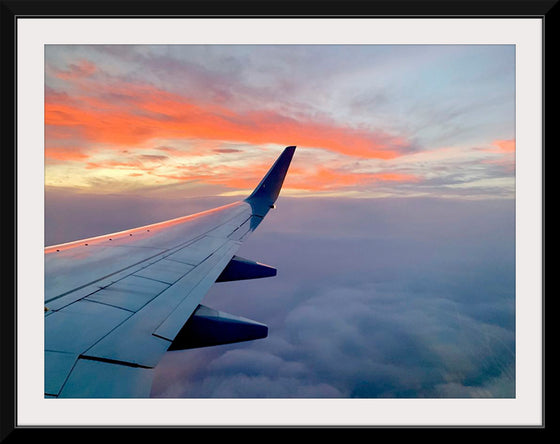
[44,351,79,396]
[45,300,132,354]
[59,358,155,398]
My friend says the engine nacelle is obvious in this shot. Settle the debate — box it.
[216,255,276,282]
[168,304,268,350]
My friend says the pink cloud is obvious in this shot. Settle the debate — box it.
[45,79,412,160]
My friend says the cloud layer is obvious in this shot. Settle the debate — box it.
[141,196,515,398]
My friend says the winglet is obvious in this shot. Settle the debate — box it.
[245,146,296,216]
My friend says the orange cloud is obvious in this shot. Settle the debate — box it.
[73,143,423,193]
[205,164,421,192]
[478,139,515,173]
[139,161,273,187]
[492,139,515,153]
[45,80,410,160]
[45,147,90,162]
[371,172,420,182]
[476,138,515,155]
[85,159,143,170]
[45,67,422,195]
[284,167,420,191]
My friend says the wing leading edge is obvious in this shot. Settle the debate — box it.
[44,146,296,397]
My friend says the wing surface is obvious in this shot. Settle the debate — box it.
[44,146,296,397]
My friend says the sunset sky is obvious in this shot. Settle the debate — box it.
[44,44,515,200]
[43,44,517,400]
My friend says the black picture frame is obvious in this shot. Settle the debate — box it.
[2,0,554,437]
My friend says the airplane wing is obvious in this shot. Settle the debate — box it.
[44,146,296,398]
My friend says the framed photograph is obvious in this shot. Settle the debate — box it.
[3,0,552,434]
